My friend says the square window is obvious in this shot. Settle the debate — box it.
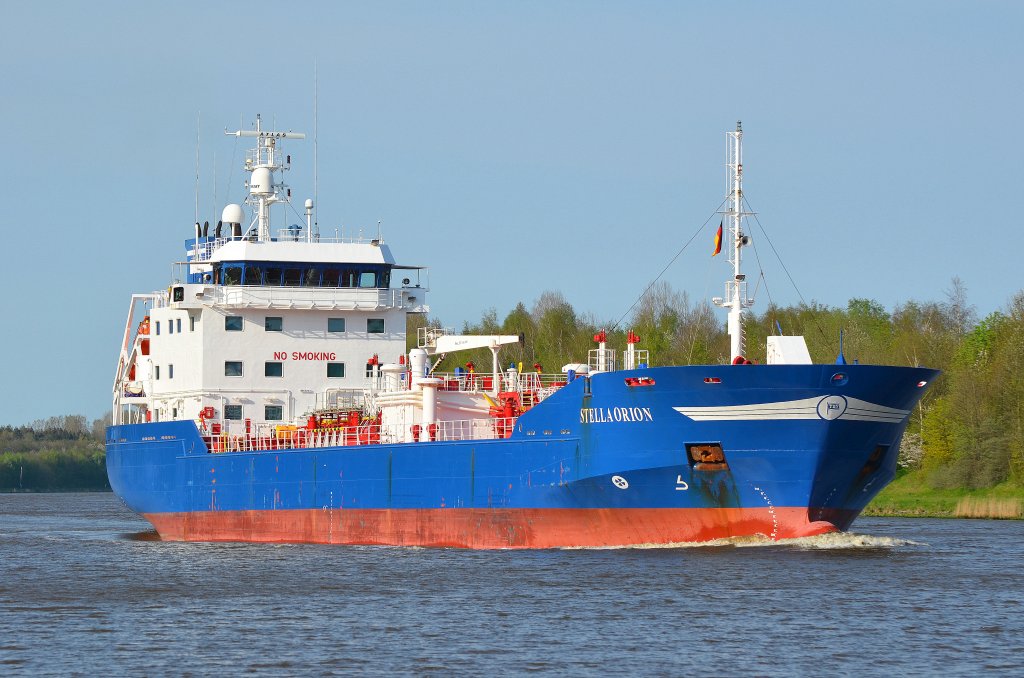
[265,405,283,421]
[322,268,342,287]
[225,316,243,331]
[225,361,243,377]
[265,317,283,332]
[328,318,346,333]
[245,265,263,286]
[265,267,283,286]
[224,405,242,420]
[327,363,345,378]
[265,361,283,377]
[367,318,385,334]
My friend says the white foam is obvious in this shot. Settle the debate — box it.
[560,532,925,550]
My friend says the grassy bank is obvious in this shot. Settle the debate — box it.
[865,470,1024,519]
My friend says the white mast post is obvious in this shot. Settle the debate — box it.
[226,115,306,243]
[714,121,755,363]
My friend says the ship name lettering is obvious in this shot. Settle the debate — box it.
[579,406,653,424]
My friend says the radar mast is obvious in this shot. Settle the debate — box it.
[713,121,755,362]
[225,114,306,242]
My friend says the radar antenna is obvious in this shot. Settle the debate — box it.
[225,115,306,242]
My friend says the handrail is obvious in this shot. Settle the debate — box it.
[203,416,519,453]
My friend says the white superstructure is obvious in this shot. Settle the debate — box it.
[112,116,429,432]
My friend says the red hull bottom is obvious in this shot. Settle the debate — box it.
[145,508,843,549]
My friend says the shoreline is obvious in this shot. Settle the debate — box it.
[863,470,1024,520]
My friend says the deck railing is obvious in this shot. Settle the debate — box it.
[203,416,518,453]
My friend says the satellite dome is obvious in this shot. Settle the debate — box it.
[221,203,245,225]
[250,167,273,195]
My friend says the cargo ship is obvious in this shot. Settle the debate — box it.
[105,118,936,547]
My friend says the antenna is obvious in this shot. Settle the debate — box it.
[314,58,320,241]
[211,150,217,224]
[194,111,201,224]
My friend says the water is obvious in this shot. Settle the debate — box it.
[1,494,1022,676]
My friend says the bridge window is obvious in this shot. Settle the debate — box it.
[245,265,264,286]
[265,405,283,421]
[224,405,242,420]
[328,318,346,333]
[327,363,345,378]
[265,361,283,377]
[265,317,283,332]
[225,361,243,377]
[214,261,395,290]
[224,266,243,286]
[225,316,243,331]
[367,318,385,334]
[322,268,342,287]
[264,267,283,286]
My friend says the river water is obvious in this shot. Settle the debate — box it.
[1,493,1022,676]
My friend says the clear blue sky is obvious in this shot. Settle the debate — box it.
[1,1,1020,426]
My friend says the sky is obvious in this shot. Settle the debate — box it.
[1,0,1021,426]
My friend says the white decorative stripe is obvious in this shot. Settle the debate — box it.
[673,395,909,423]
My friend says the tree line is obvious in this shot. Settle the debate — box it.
[413,277,1023,491]
[0,415,110,491]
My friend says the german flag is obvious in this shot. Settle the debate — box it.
[712,221,723,256]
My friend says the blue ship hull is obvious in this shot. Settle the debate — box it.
[106,364,937,547]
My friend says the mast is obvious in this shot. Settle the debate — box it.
[225,115,306,242]
[713,121,755,362]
